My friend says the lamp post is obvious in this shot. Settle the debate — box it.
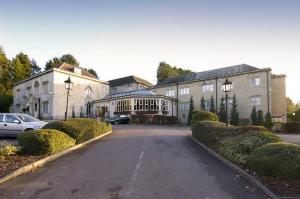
[64,76,73,121]
[222,78,233,126]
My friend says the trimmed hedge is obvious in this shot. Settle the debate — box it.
[18,129,75,155]
[235,125,268,134]
[247,143,300,181]
[43,118,112,144]
[191,110,218,126]
[131,115,177,125]
[282,122,300,134]
[218,131,282,164]
[192,121,236,146]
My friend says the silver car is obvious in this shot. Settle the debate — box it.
[0,113,47,137]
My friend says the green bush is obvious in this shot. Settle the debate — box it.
[247,142,300,181]
[18,129,75,155]
[131,115,177,125]
[282,122,300,134]
[235,125,268,134]
[0,141,17,158]
[191,110,218,126]
[218,131,282,164]
[43,118,111,143]
[192,121,236,146]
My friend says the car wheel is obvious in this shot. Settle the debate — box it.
[114,121,118,125]
[25,129,34,132]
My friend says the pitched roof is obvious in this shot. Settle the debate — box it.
[58,63,96,79]
[108,75,153,87]
[156,64,266,87]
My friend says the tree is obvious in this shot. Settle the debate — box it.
[87,68,99,79]
[209,96,215,113]
[264,112,273,130]
[11,52,32,83]
[187,96,194,125]
[230,94,239,125]
[200,97,205,111]
[31,59,41,76]
[251,106,258,125]
[157,61,192,82]
[45,54,79,70]
[218,97,227,123]
[257,110,264,125]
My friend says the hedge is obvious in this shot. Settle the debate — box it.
[18,129,75,155]
[218,131,282,164]
[191,110,218,126]
[131,115,177,125]
[247,143,300,181]
[0,141,17,158]
[43,118,112,144]
[282,122,300,134]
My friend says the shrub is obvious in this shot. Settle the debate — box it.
[187,96,194,125]
[0,141,17,158]
[257,110,264,126]
[247,143,300,181]
[191,110,218,126]
[43,118,111,143]
[235,125,268,134]
[131,115,177,125]
[282,122,300,134]
[192,121,236,146]
[264,112,273,130]
[218,131,282,164]
[18,129,75,155]
[251,106,258,125]
[131,115,153,124]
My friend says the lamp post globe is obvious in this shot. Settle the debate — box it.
[222,78,232,126]
[64,76,73,121]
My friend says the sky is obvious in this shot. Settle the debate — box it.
[0,0,299,102]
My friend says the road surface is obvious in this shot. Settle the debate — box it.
[0,125,268,199]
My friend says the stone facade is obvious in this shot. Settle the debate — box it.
[154,65,286,124]
[13,67,109,120]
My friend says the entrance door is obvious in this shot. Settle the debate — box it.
[86,102,92,118]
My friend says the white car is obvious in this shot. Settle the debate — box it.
[0,113,47,137]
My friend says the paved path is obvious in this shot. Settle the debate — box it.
[278,134,300,145]
[0,125,268,199]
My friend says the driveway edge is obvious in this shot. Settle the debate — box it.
[190,135,279,199]
[0,131,112,185]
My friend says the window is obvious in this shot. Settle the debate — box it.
[179,88,189,95]
[250,96,261,106]
[0,114,4,122]
[166,89,175,97]
[203,84,213,92]
[6,115,20,123]
[204,100,210,110]
[42,81,49,94]
[161,100,169,111]
[16,104,21,112]
[16,89,20,100]
[26,86,32,96]
[42,101,49,114]
[34,81,40,96]
[179,102,190,111]
[249,77,260,86]
[85,86,93,99]
[133,98,159,111]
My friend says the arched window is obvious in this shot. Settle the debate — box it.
[34,81,40,96]
[85,86,93,99]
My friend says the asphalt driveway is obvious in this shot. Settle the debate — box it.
[0,125,268,199]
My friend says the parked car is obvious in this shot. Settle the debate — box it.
[0,113,47,137]
[106,115,130,125]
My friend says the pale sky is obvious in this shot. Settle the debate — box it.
[0,0,299,102]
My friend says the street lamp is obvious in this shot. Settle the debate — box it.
[222,78,233,126]
[64,76,73,121]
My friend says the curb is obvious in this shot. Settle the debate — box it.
[190,135,279,199]
[0,131,112,185]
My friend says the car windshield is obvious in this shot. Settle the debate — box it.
[17,114,39,122]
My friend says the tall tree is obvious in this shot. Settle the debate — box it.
[200,97,205,111]
[12,52,32,82]
[218,97,227,123]
[230,94,239,125]
[31,59,41,76]
[209,96,216,113]
[264,112,273,130]
[251,106,258,125]
[87,68,99,79]
[157,61,192,82]
[187,96,194,126]
[257,110,264,125]
[45,54,79,70]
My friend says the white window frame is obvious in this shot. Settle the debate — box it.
[42,81,49,94]
[166,89,175,97]
[250,96,261,106]
[179,88,189,95]
[42,101,49,114]
[203,84,213,93]
[249,77,260,87]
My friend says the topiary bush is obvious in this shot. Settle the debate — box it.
[43,118,112,144]
[18,129,75,155]
[235,125,268,134]
[191,110,218,126]
[282,122,300,134]
[218,131,282,164]
[192,121,236,147]
[0,141,17,158]
[247,142,300,181]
